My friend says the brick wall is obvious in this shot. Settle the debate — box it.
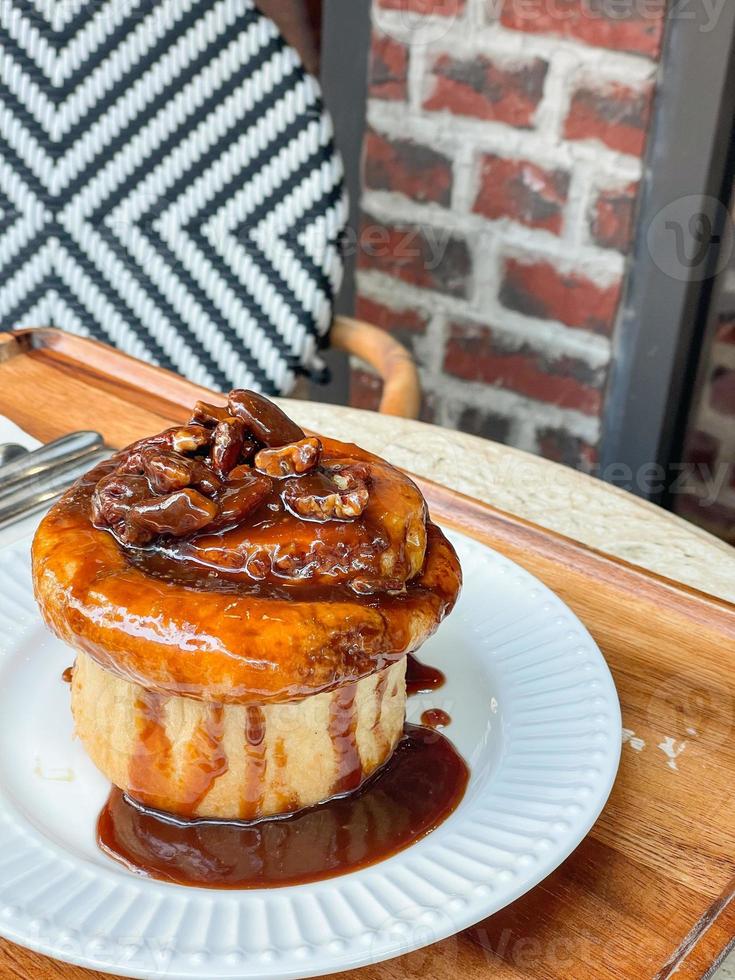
[351,0,665,471]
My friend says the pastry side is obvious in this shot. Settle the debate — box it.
[32,390,462,820]
[71,651,406,820]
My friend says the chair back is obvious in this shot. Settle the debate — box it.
[0,0,347,395]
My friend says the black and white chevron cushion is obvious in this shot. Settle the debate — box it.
[0,0,347,395]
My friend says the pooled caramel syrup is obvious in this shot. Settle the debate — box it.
[406,653,446,695]
[98,724,468,889]
[61,666,74,684]
[420,708,452,729]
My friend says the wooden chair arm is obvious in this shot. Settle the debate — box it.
[330,316,421,419]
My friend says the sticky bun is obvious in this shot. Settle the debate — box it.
[32,391,461,820]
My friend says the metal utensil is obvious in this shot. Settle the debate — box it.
[0,447,111,505]
[0,447,111,528]
[0,443,29,468]
[0,431,104,492]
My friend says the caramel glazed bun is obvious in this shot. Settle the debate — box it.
[32,390,462,820]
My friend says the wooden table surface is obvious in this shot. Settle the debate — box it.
[1,330,734,980]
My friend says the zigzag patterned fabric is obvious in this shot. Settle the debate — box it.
[0,0,347,395]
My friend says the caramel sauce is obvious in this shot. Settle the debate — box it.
[273,738,299,814]
[97,724,468,889]
[177,704,228,817]
[406,654,446,695]
[240,706,267,820]
[329,682,363,794]
[36,449,462,704]
[420,708,452,729]
[127,691,173,812]
[371,671,392,756]
[61,666,73,684]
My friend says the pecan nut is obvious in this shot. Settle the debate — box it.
[211,416,247,477]
[140,451,193,494]
[228,389,305,447]
[189,400,231,427]
[208,472,273,531]
[123,488,218,545]
[254,437,322,478]
[170,425,212,454]
[91,473,150,527]
[281,467,369,522]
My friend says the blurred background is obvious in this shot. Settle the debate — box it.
[2,0,734,543]
[268,0,735,544]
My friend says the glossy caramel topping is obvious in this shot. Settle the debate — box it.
[87,390,432,595]
[32,392,462,703]
[97,724,469,889]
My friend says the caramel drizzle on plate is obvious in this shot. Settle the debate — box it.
[420,708,451,729]
[240,705,267,820]
[329,682,363,795]
[128,690,174,811]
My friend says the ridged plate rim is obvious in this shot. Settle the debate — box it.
[0,525,621,979]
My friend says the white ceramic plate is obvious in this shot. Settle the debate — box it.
[0,526,620,979]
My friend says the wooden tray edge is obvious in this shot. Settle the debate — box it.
[7,326,734,636]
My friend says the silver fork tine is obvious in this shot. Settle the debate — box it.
[0,448,111,528]
[0,432,104,492]
[0,444,29,468]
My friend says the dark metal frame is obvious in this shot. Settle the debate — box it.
[600,4,735,503]
[310,0,372,404]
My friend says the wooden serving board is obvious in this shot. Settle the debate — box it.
[1,328,734,980]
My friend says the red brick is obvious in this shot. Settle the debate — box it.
[369,34,408,101]
[424,54,548,128]
[500,257,621,335]
[457,406,511,444]
[359,213,471,297]
[501,0,665,60]
[682,430,721,475]
[363,129,453,206]
[474,154,569,234]
[716,315,735,345]
[444,321,604,414]
[350,368,382,412]
[590,180,639,252]
[564,81,654,156]
[355,295,428,356]
[537,427,598,472]
[355,295,428,334]
[378,0,465,15]
[675,494,735,545]
[710,368,735,415]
